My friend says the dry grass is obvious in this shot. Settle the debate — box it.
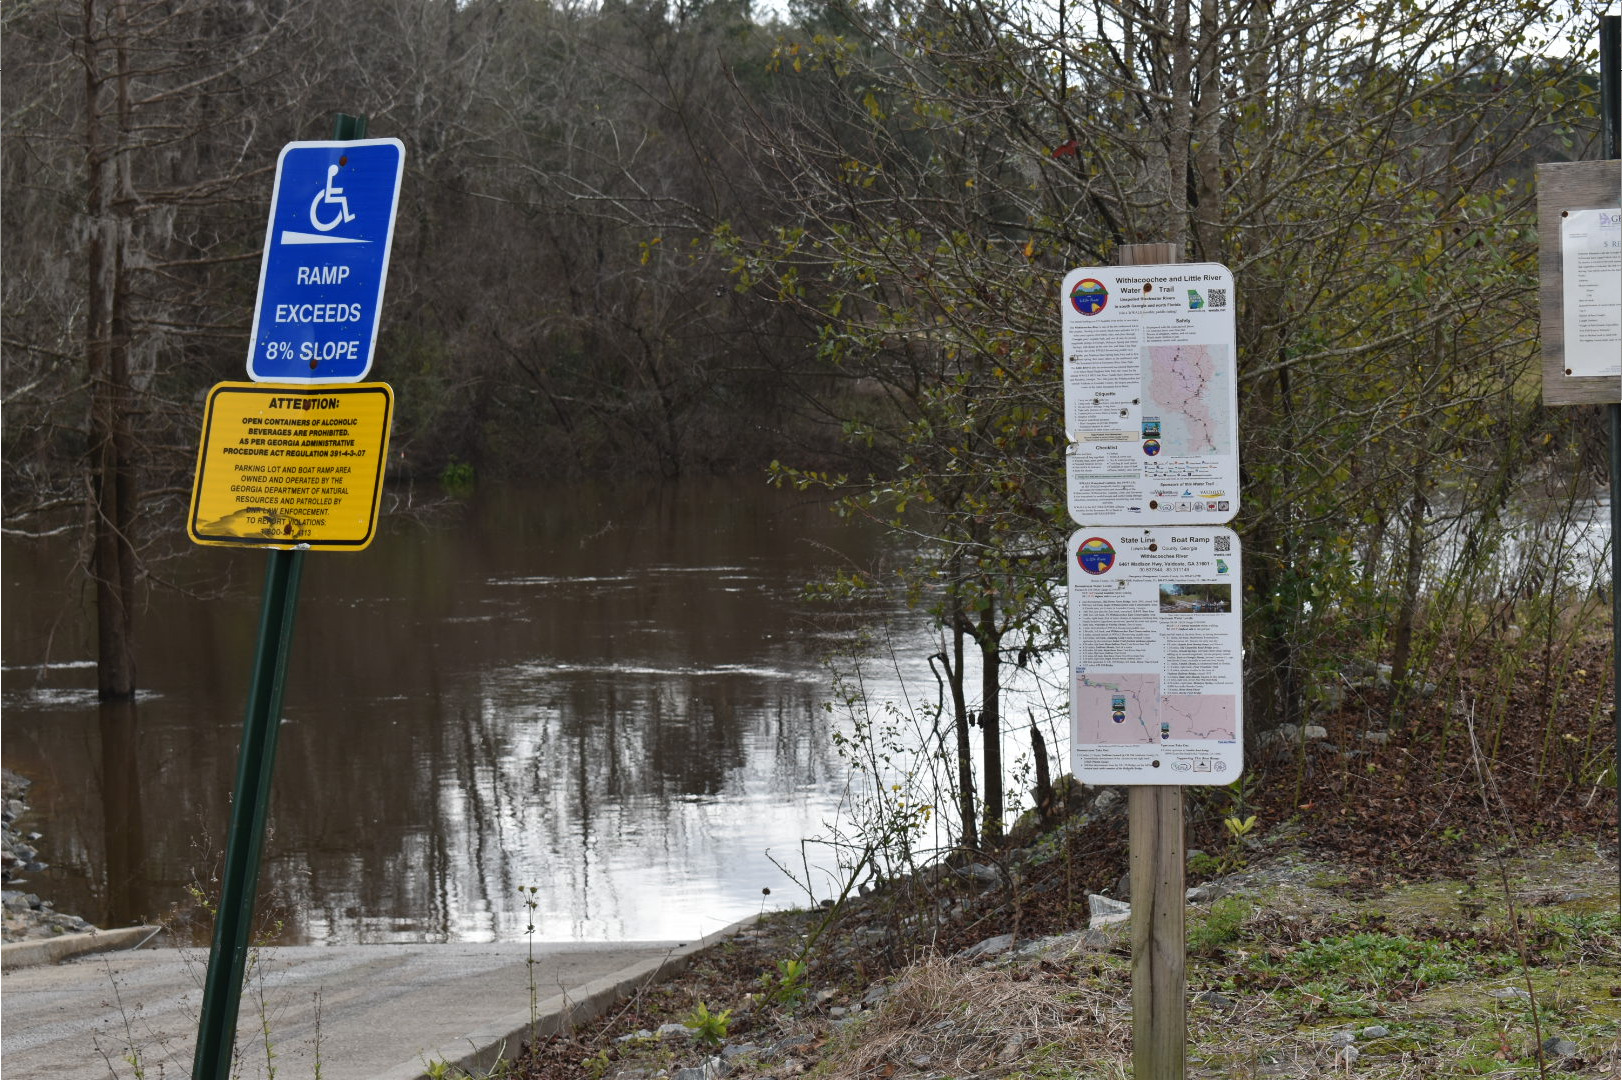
[817,954,1131,1078]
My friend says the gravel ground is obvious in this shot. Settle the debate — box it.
[2,768,97,942]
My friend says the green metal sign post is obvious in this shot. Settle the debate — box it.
[190,547,305,1080]
[190,112,368,1080]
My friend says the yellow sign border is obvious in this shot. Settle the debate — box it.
[188,382,393,551]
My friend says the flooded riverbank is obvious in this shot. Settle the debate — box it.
[1,480,938,944]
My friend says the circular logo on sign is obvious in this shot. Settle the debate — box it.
[1076,537,1115,575]
[1142,439,1161,456]
[1069,278,1108,316]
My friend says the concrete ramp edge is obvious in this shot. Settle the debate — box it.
[0,925,161,970]
[371,914,764,1080]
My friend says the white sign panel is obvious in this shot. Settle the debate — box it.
[1560,207,1622,381]
[1061,264,1239,525]
[1068,526,1243,785]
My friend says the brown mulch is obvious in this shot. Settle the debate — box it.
[1241,633,1617,885]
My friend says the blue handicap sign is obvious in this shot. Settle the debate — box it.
[247,139,405,383]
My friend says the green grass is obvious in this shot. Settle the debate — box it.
[1242,931,1517,1005]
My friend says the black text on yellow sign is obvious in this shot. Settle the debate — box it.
[189,382,393,551]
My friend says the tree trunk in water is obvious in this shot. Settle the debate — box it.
[98,699,146,924]
[84,0,139,701]
[978,601,1002,845]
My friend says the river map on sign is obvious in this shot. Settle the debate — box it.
[1077,673,1237,744]
[1143,344,1228,454]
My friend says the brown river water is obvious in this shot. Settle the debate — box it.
[2,479,950,945]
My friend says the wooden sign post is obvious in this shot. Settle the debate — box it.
[1119,241,1187,1080]
[1064,240,1246,1078]
[1129,784,1186,1076]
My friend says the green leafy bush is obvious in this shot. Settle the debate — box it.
[682,1002,732,1047]
[761,957,809,1007]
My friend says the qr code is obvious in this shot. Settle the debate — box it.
[1207,288,1228,309]
[1214,535,1231,553]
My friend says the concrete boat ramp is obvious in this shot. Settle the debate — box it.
[2,924,745,1079]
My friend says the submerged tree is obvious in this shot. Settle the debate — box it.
[3,0,329,696]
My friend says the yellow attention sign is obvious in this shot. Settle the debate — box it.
[189,382,393,550]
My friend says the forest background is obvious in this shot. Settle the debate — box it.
[2,0,1616,847]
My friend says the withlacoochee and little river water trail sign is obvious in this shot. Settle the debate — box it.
[1061,264,1239,527]
[246,138,404,384]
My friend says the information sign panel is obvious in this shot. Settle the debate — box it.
[1536,159,1622,405]
[247,139,405,384]
[1061,264,1239,525]
[188,382,393,550]
[1068,526,1243,785]
[1559,207,1622,380]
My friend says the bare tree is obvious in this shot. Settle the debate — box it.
[4,0,320,695]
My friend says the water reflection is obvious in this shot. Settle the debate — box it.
[1,480,916,944]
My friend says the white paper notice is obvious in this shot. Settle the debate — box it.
[1068,526,1243,785]
[1560,207,1622,382]
[1061,264,1239,525]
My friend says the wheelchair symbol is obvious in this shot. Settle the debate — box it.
[309,164,357,232]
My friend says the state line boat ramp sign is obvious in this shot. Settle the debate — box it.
[1068,527,1243,785]
[247,138,404,384]
[188,383,393,551]
[1062,264,1239,525]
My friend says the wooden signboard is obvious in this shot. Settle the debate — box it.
[1537,159,1622,405]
